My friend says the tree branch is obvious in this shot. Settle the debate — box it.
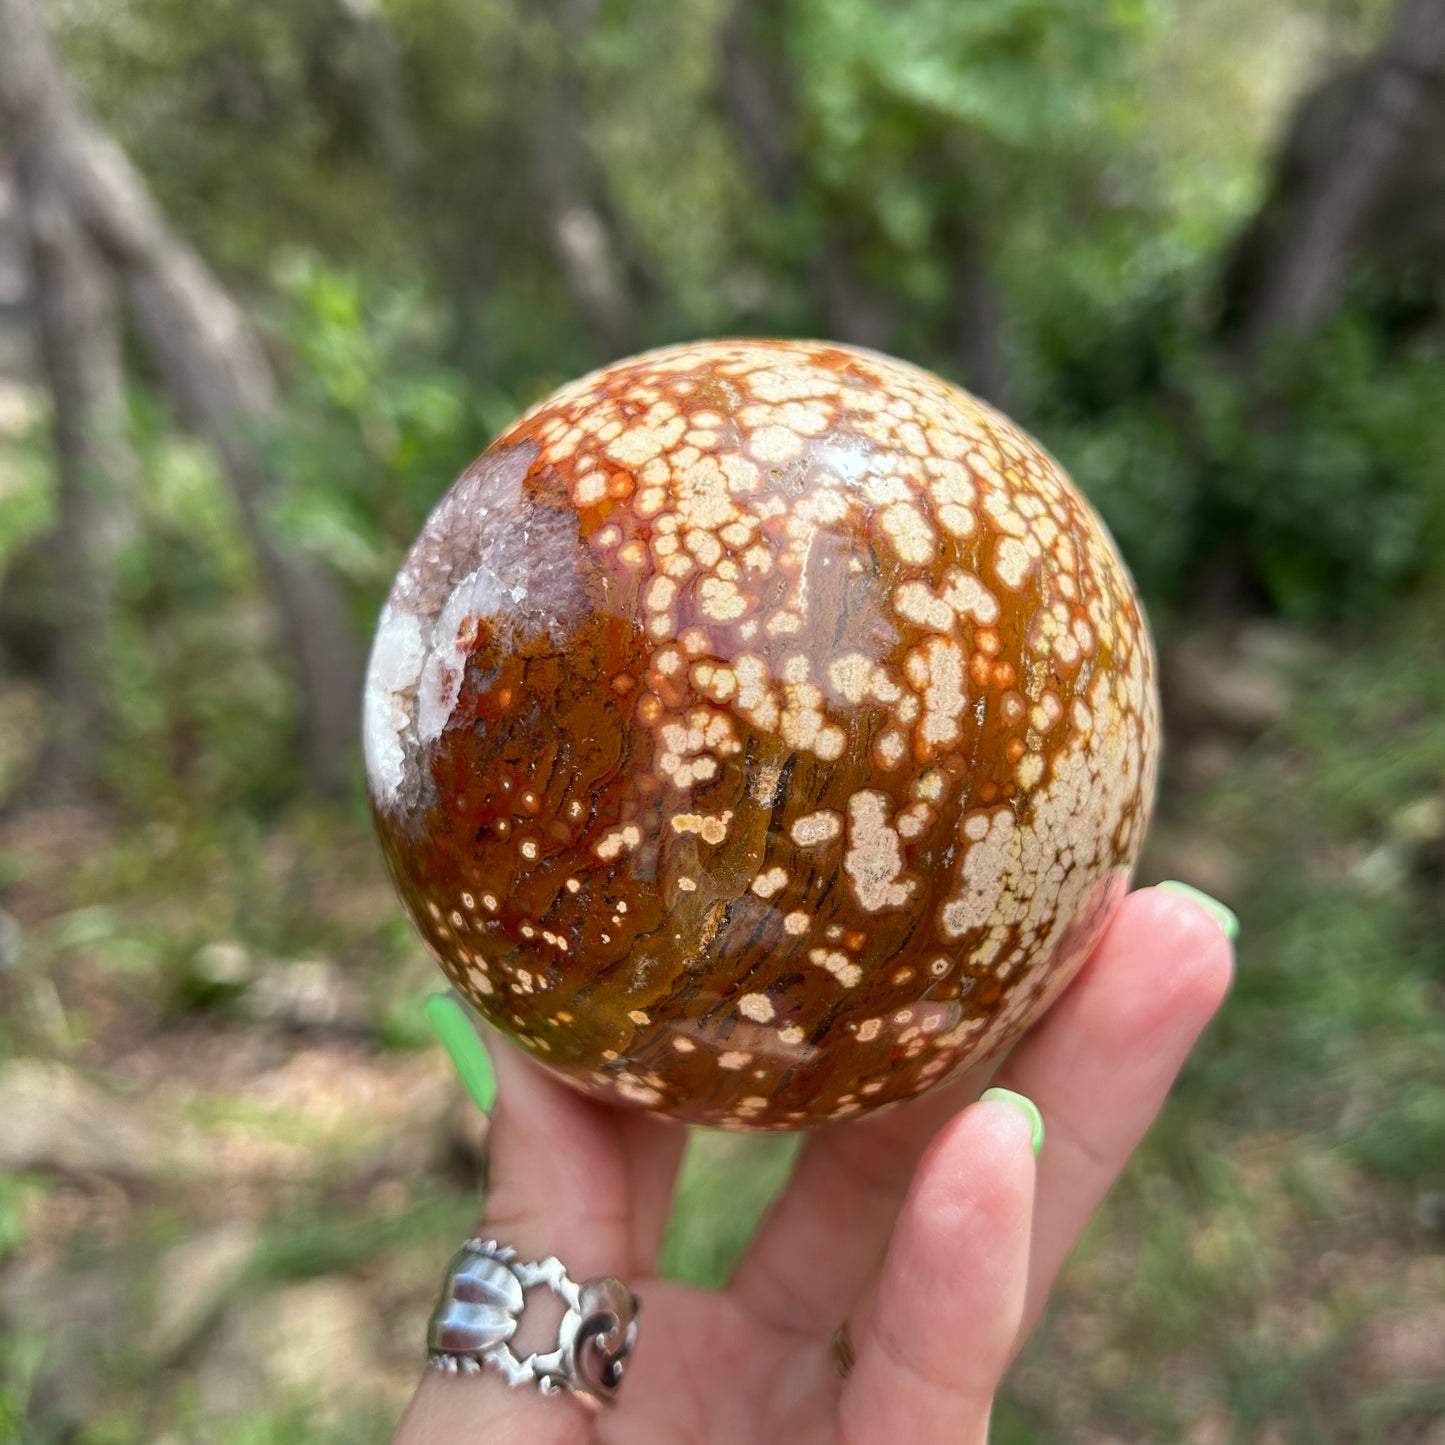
[0,0,365,795]
[533,0,634,356]
[16,148,136,796]
[1232,0,1445,358]
[716,0,894,349]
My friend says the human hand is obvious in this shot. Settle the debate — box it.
[393,883,1234,1445]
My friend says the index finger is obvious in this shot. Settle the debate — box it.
[992,884,1234,1341]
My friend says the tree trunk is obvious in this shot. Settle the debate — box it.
[718,0,895,350]
[1228,0,1445,359]
[0,0,365,796]
[333,0,419,197]
[952,253,1010,408]
[16,153,135,797]
[118,252,366,800]
[718,0,794,209]
[938,203,1011,409]
[534,0,635,357]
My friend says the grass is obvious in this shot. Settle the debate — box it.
[2,595,1443,1443]
[660,1131,802,1288]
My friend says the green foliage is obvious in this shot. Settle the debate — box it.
[1196,600,1445,1183]
[6,4,1445,1434]
[588,0,755,336]
[265,255,499,600]
[0,1178,44,1267]
[0,1332,42,1445]
[100,413,299,815]
[791,0,1139,161]
[210,1409,391,1445]
[1031,312,1445,620]
[0,419,54,572]
[55,0,405,270]
[1198,326,1445,618]
[660,1132,801,1287]
[32,0,1441,651]
[253,1193,474,1284]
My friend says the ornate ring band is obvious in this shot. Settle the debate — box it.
[427,1238,640,1406]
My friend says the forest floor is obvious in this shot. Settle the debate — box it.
[2,599,1445,1445]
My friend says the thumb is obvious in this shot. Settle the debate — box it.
[835,1092,1040,1445]
[392,1000,636,1445]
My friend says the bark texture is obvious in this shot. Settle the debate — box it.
[534,0,635,356]
[334,0,419,195]
[938,197,1011,410]
[1227,0,1445,357]
[16,152,135,796]
[0,0,364,795]
[718,0,896,351]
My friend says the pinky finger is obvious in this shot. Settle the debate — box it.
[835,1097,1038,1445]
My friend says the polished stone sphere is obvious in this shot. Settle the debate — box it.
[364,340,1158,1129]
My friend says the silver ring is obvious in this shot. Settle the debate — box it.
[427,1238,640,1405]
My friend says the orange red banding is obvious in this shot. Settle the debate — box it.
[365,339,1158,1129]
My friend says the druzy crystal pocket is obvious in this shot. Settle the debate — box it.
[365,340,1158,1129]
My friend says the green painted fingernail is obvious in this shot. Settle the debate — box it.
[981,1087,1044,1157]
[426,994,497,1114]
[1158,881,1240,942]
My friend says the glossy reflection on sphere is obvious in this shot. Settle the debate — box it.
[365,340,1158,1129]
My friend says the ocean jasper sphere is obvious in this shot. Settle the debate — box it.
[365,340,1158,1129]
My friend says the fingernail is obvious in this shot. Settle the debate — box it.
[980,1087,1045,1157]
[426,993,497,1114]
[1157,881,1240,942]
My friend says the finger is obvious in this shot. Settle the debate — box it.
[835,1098,1037,1445]
[394,1364,587,1445]
[469,1029,639,1275]
[393,1028,685,1445]
[477,1037,688,1274]
[618,1108,690,1271]
[730,876,1131,1334]
[729,1057,994,1334]
[993,884,1234,1339]
[395,1032,627,1444]
[430,998,687,1275]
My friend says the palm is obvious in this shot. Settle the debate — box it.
[396,888,1232,1445]
[595,1280,836,1444]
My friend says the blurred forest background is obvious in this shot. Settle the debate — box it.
[1,0,1443,1440]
